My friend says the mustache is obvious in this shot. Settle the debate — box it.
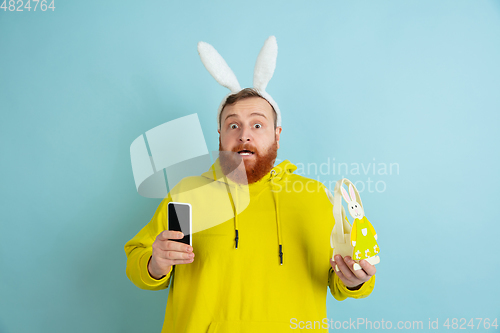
[232,144,257,153]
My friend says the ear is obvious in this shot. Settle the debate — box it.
[253,36,278,91]
[341,186,350,202]
[349,184,356,203]
[198,41,241,93]
[275,126,282,149]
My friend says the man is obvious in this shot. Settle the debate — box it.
[124,88,377,332]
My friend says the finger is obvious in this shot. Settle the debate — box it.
[155,240,192,253]
[156,249,195,261]
[330,259,342,275]
[157,230,184,241]
[333,265,348,282]
[332,263,360,287]
[359,259,377,276]
[330,258,335,268]
[333,258,359,287]
[152,257,194,270]
[335,255,357,281]
[167,258,195,265]
[344,257,369,280]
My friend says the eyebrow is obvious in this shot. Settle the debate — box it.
[224,112,267,122]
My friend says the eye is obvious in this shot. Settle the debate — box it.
[230,124,238,129]
[355,205,357,208]
[254,123,262,129]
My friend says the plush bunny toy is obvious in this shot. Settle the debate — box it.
[197,36,282,130]
[341,184,380,267]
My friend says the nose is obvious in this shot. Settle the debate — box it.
[239,127,251,142]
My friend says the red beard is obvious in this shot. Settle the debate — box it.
[219,138,278,184]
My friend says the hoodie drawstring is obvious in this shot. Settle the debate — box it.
[270,169,284,265]
[221,174,239,249]
[220,167,284,265]
[233,186,239,249]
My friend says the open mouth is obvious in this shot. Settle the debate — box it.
[238,149,255,156]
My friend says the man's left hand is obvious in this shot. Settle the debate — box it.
[330,255,376,290]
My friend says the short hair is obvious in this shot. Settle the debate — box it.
[219,88,277,130]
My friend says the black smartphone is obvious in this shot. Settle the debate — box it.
[167,202,192,246]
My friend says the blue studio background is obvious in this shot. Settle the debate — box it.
[1,1,499,332]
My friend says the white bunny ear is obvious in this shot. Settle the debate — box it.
[198,41,241,93]
[341,186,351,202]
[253,36,278,91]
[349,184,356,203]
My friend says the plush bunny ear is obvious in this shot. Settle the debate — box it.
[341,186,351,203]
[253,36,278,91]
[349,184,356,203]
[198,41,242,93]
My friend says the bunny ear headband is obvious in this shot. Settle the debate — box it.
[197,36,282,131]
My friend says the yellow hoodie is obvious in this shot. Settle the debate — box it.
[124,158,376,332]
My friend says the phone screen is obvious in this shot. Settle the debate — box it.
[167,202,192,246]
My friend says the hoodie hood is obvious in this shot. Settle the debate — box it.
[201,157,297,265]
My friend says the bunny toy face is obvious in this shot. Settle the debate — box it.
[341,184,365,220]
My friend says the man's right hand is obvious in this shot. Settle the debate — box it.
[148,230,194,280]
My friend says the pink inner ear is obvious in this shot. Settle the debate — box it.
[349,184,356,203]
[341,186,350,202]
